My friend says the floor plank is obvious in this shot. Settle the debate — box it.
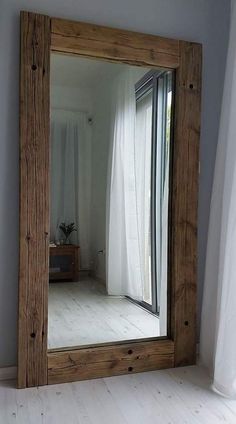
[48,278,160,349]
[1,366,236,423]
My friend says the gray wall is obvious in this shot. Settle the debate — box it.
[0,0,230,367]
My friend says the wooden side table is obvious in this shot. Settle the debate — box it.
[49,245,80,282]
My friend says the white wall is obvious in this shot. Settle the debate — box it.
[51,85,94,114]
[0,0,230,367]
[50,83,93,271]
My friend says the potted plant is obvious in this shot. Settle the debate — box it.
[59,222,77,244]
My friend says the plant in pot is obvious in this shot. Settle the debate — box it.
[59,222,77,245]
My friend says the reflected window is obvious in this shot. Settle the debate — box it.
[131,70,173,321]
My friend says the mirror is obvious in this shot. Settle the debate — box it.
[48,53,173,350]
[18,12,201,388]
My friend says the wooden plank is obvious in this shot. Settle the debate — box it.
[18,11,50,388]
[171,41,202,366]
[48,340,174,384]
[51,18,180,69]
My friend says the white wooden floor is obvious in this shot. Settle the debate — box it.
[1,366,236,423]
[48,278,160,349]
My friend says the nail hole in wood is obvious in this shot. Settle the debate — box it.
[31,64,37,71]
[128,366,133,372]
[30,332,36,338]
[128,349,133,355]
[189,83,194,89]
[184,321,189,326]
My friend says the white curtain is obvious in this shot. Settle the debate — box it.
[107,68,170,328]
[155,77,170,335]
[50,109,91,269]
[200,1,236,398]
[106,69,143,299]
[158,96,170,336]
[135,90,153,303]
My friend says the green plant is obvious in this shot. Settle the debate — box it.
[59,222,77,244]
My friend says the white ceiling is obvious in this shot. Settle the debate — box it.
[51,53,138,88]
[51,53,148,88]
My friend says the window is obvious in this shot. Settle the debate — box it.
[132,70,174,315]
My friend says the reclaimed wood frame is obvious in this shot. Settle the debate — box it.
[18,11,202,388]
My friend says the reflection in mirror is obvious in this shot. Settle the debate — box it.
[48,54,173,349]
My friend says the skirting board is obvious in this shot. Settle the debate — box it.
[0,366,17,381]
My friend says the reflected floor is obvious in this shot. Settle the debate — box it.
[48,278,160,349]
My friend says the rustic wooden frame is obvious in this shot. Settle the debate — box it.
[18,11,202,388]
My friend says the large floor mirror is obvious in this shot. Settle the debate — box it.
[48,54,173,350]
[18,11,201,388]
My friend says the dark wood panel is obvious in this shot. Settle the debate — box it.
[49,245,80,281]
[51,18,180,69]
[171,41,202,366]
[48,340,175,384]
[18,11,51,388]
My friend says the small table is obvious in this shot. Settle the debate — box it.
[49,245,80,282]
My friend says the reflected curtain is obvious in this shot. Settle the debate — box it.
[159,145,169,336]
[200,1,236,398]
[107,68,170,337]
[106,69,143,299]
[50,109,91,269]
[156,77,171,336]
[135,91,153,303]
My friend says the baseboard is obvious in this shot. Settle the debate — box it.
[0,366,17,381]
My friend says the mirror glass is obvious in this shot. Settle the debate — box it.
[48,53,173,349]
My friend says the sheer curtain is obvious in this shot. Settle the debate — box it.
[106,67,170,324]
[106,69,143,299]
[159,144,170,335]
[157,78,172,336]
[50,109,91,269]
[135,90,153,303]
[200,1,236,398]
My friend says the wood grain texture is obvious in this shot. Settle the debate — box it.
[51,18,180,69]
[48,340,174,384]
[18,11,50,388]
[18,11,201,387]
[171,41,202,366]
